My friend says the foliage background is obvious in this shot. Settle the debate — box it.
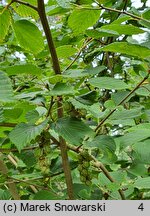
[0,0,150,200]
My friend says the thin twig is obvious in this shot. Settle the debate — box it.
[7,154,18,167]
[46,96,55,118]
[3,0,38,11]
[95,72,150,133]
[73,3,150,24]
[64,38,93,71]
[2,0,15,12]
[0,139,59,153]
[0,123,17,127]
[9,177,55,193]
[29,185,38,193]
[15,0,38,11]
[0,146,38,153]
[102,5,148,22]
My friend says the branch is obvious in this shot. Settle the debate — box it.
[15,0,38,11]
[0,146,38,153]
[37,0,74,199]
[37,1,61,75]
[64,38,93,71]
[0,153,20,200]
[46,96,55,118]
[92,159,125,200]
[0,122,17,127]
[7,154,18,167]
[3,0,38,11]
[95,72,150,133]
[67,144,125,200]
[8,176,55,193]
[2,0,15,12]
[74,3,150,24]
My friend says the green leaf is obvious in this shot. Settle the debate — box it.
[52,117,94,145]
[134,177,150,189]
[13,20,44,54]
[78,189,91,199]
[83,66,106,75]
[107,182,120,192]
[11,101,36,122]
[89,77,128,90]
[0,189,11,200]
[116,129,150,147]
[0,10,11,43]
[101,42,150,59]
[0,46,5,55]
[76,90,97,105]
[56,45,77,58]
[4,108,23,120]
[5,64,43,76]
[69,98,89,110]
[135,85,150,96]
[56,0,76,8]
[109,119,135,127]
[112,15,132,24]
[110,107,143,120]
[86,29,119,39]
[111,90,133,105]
[104,100,116,109]
[68,9,100,35]
[20,151,36,168]
[33,190,59,200]
[46,5,68,16]
[142,8,150,20]
[50,82,75,96]
[128,163,147,177]
[100,24,144,36]
[0,71,14,102]
[73,183,92,199]
[86,135,117,164]
[111,171,127,184]
[98,171,127,190]
[139,20,150,29]
[86,23,143,39]
[49,75,63,84]
[22,0,37,4]
[133,140,150,164]
[12,173,42,180]
[127,123,150,131]
[63,69,86,78]
[12,1,38,19]
[0,108,4,122]
[25,110,40,124]
[90,189,103,200]
[77,0,93,4]
[9,120,48,152]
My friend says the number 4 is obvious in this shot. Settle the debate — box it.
[138,203,144,211]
